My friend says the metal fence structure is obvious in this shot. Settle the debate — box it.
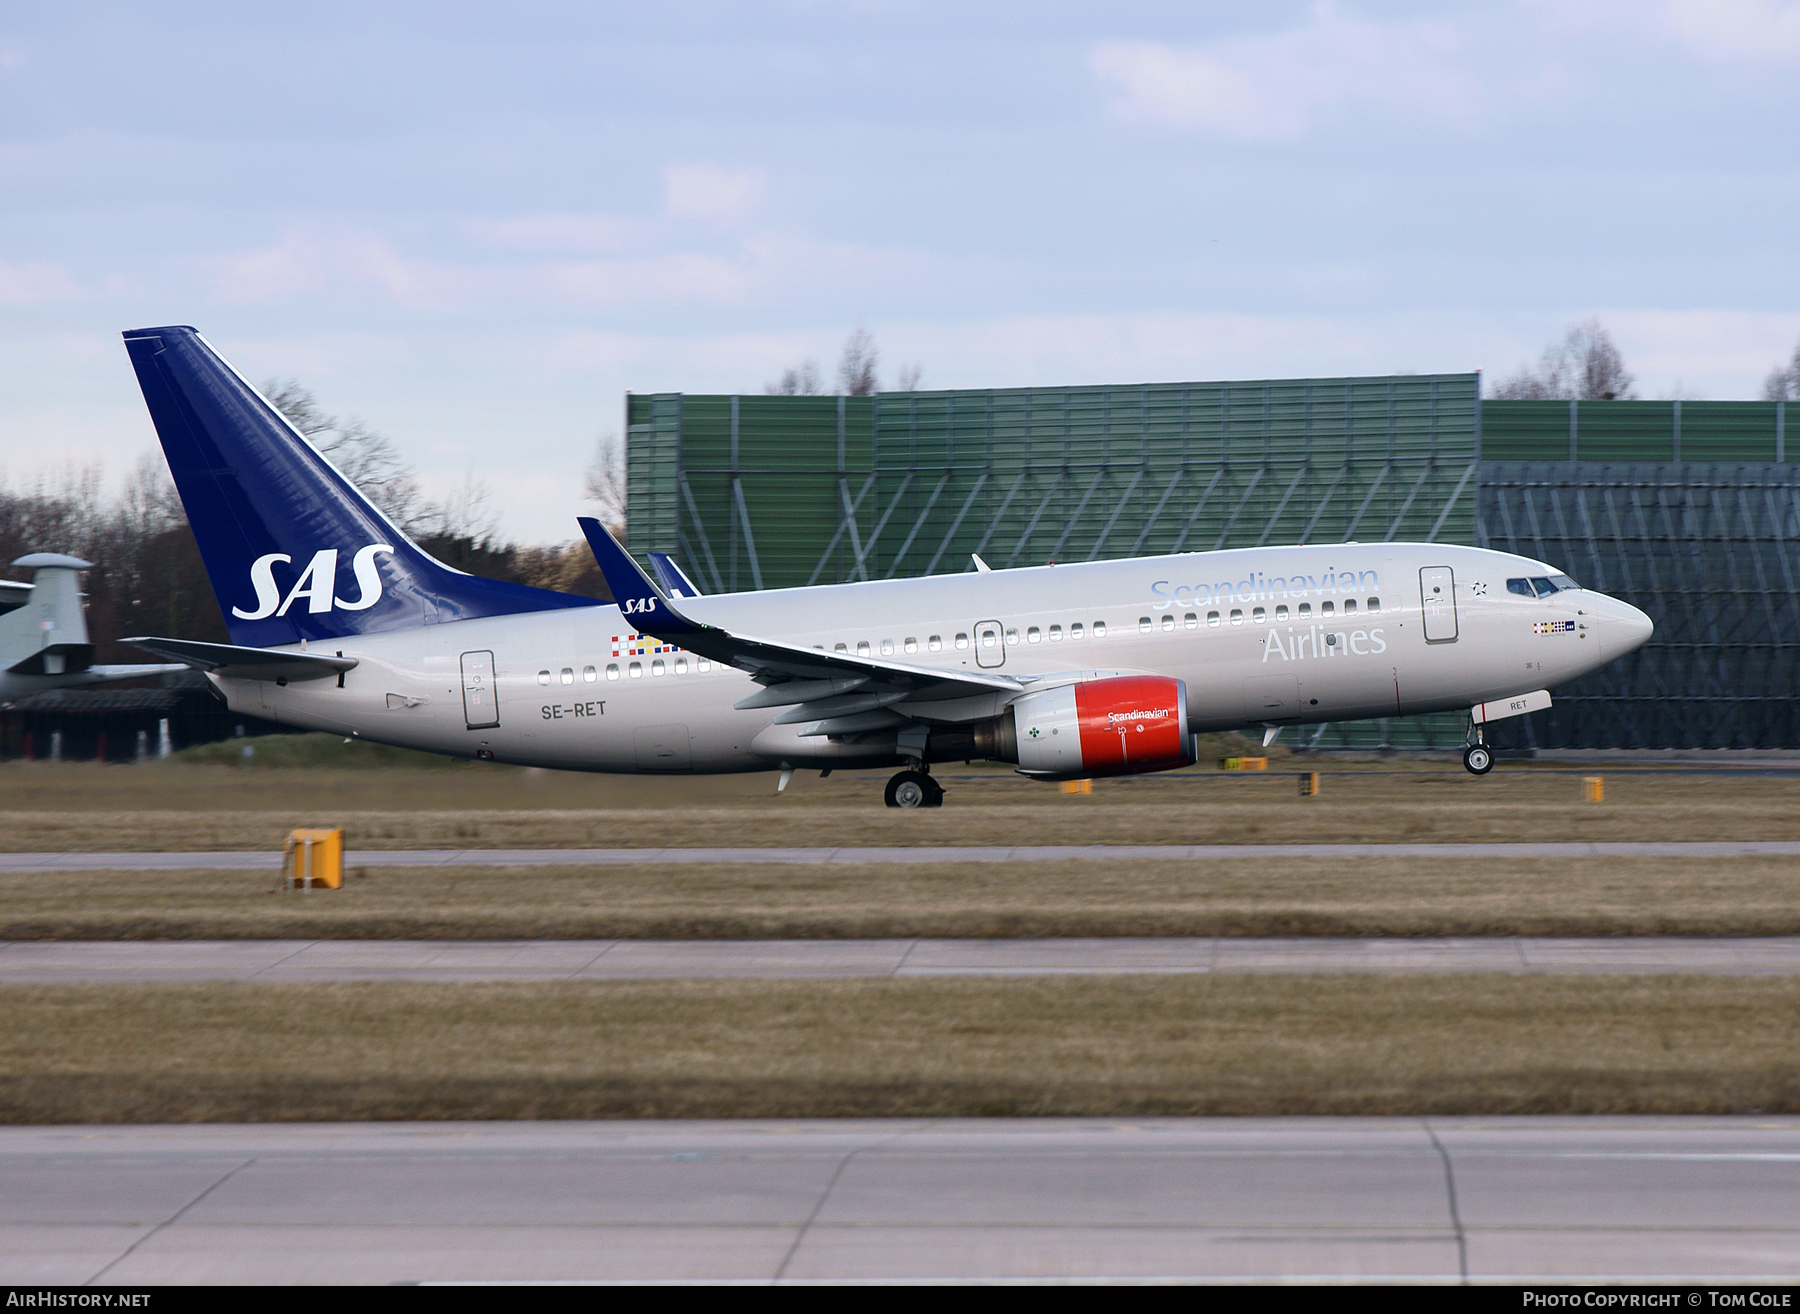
[628,382,1797,750]
[629,376,1482,592]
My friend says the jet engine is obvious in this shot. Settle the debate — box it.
[974,675,1194,778]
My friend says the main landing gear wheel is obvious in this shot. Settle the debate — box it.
[1463,744,1495,775]
[884,769,944,808]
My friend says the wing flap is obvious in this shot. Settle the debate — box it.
[769,690,910,725]
[735,676,870,710]
[798,708,911,737]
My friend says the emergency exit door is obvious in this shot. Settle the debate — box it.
[460,650,500,728]
[1419,567,1458,643]
[974,619,1006,668]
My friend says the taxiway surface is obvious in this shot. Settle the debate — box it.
[2,839,1798,872]
[4,936,1799,982]
[7,1118,1799,1284]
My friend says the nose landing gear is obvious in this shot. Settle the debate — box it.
[1462,718,1495,775]
[884,768,944,808]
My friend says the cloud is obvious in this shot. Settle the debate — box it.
[662,163,767,226]
[206,225,759,309]
[461,213,650,254]
[0,261,81,304]
[1664,0,1800,64]
[1602,309,1800,387]
[546,327,814,379]
[207,228,419,304]
[531,253,752,307]
[1091,5,1473,140]
[206,220,944,312]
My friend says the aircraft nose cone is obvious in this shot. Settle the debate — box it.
[1598,597,1653,661]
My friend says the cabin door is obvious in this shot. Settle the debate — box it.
[1419,567,1458,643]
[460,650,500,729]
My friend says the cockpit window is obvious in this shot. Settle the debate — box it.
[1509,575,1582,598]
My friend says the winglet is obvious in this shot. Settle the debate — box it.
[648,551,705,598]
[578,518,705,636]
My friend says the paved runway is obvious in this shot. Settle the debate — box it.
[3,839,1799,871]
[7,936,1800,982]
[7,1117,1799,1283]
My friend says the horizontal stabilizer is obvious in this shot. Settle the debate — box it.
[86,664,191,680]
[122,636,358,682]
[7,643,94,675]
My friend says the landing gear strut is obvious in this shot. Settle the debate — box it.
[884,768,944,808]
[1462,720,1494,775]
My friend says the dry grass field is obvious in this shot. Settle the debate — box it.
[3,746,1794,1124]
[0,753,1796,852]
[5,854,1800,940]
[3,974,1796,1122]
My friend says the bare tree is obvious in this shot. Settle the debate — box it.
[416,470,501,544]
[766,331,924,396]
[115,452,184,538]
[260,378,423,530]
[765,360,822,395]
[837,326,879,396]
[583,431,627,535]
[1764,340,1800,401]
[1490,319,1637,401]
[513,541,610,599]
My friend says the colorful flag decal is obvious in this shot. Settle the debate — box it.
[612,633,683,657]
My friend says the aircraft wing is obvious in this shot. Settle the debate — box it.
[580,518,1021,733]
[121,636,359,682]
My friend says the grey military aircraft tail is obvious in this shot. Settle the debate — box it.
[0,553,187,701]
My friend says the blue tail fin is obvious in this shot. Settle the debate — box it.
[123,326,594,647]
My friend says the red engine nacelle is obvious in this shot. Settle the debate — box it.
[979,675,1194,778]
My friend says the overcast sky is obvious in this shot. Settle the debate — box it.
[3,1,1798,542]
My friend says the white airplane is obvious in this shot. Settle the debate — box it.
[119,325,1654,806]
[0,552,186,699]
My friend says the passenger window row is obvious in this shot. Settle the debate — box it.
[537,656,714,685]
[1013,622,1108,645]
[823,622,1116,655]
[1173,597,1381,629]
